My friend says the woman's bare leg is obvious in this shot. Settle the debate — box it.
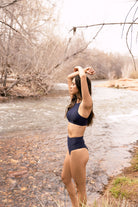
[70,148,89,206]
[61,151,79,207]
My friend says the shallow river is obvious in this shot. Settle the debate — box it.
[0,80,138,205]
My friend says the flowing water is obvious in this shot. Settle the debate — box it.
[0,80,138,205]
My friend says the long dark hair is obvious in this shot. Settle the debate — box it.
[66,75,94,126]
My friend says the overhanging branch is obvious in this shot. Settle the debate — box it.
[126,18,138,71]
[70,21,138,71]
[70,22,138,32]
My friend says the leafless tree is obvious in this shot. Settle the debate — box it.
[0,0,66,96]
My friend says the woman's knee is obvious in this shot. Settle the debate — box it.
[61,172,65,183]
[61,172,71,185]
[75,180,86,190]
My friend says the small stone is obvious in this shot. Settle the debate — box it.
[10,159,18,164]
[21,187,27,191]
[8,169,28,178]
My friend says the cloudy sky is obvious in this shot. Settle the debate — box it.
[59,0,138,56]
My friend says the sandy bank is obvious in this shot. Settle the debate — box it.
[95,78,138,91]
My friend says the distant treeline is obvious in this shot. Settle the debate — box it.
[56,48,138,82]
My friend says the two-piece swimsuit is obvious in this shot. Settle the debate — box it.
[67,102,89,154]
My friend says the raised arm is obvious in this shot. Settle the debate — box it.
[67,70,79,99]
[75,66,95,108]
[67,66,95,103]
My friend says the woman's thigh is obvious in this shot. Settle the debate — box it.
[61,151,72,183]
[70,148,89,184]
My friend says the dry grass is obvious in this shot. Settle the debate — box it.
[129,71,138,79]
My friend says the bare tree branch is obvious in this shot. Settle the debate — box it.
[53,40,92,70]
[92,24,104,40]
[126,17,138,71]
[0,20,19,33]
[0,20,34,45]
[4,9,30,36]
[0,0,21,9]
[69,22,138,32]
[130,5,138,48]
[121,1,138,38]
[6,77,20,93]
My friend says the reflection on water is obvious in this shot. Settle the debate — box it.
[0,80,138,202]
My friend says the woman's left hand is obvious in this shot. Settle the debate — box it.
[74,66,95,75]
[74,66,83,72]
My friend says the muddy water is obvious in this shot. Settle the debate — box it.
[0,80,138,205]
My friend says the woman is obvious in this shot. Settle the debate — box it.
[61,66,95,207]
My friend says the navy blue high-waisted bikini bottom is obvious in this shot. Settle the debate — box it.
[67,136,88,154]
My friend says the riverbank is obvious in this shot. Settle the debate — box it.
[0,132,137,207]
[0,132,66,207]
[94,142,138,207]
[95,78,138,91]
[0,84,41,103]
[0,78,138,103]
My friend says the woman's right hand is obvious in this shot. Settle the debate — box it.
[84,67,95,75]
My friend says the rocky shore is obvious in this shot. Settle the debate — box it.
[0,132,65,207]
[0,133,137,207]
[0,132,109,207]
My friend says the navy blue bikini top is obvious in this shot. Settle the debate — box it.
[67,103,89,126]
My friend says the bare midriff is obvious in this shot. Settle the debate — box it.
[68,122,86,138]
